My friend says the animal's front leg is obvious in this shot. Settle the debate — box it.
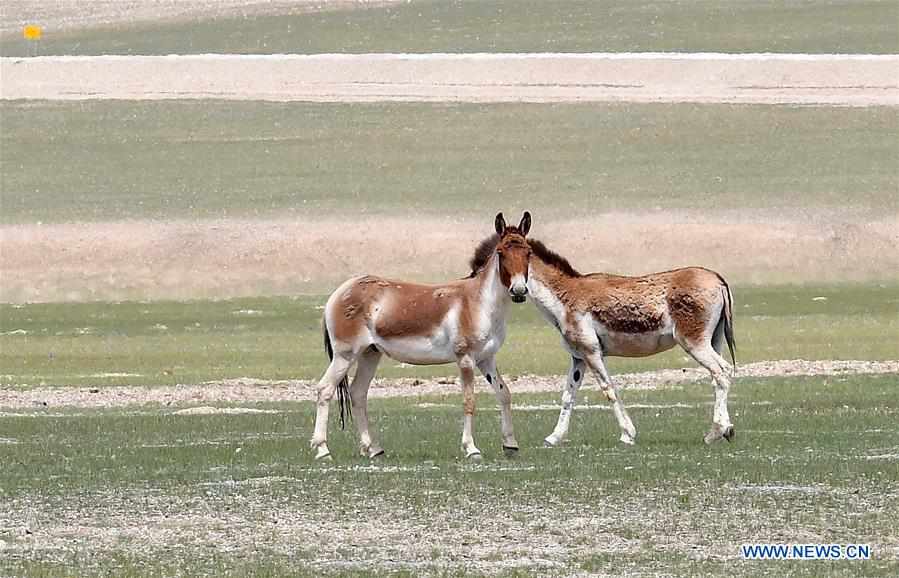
[478,357,518,456]
[544,356,586,447]
[458,355,482,460]
[584,352,637,445]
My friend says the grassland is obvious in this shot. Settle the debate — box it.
[2,374,898,576]
[2,0,897,56]
[2,2,896,574]
[1,284,897,387]
[2,101,897,223]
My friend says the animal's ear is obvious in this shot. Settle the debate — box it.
[518,211,532,236]
[494,212,506,236]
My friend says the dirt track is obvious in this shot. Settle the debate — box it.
[3,53,898,105]
[2,360,897,410]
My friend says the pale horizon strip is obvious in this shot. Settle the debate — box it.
[4,52,899,61]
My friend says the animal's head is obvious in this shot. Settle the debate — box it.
[494,211,532,303]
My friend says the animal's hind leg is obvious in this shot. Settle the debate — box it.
[311,354,352,460]
[684,342,734,444]
[351,347,384,458]
[544,356,586,447]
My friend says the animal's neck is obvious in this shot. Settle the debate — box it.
[527,258,570,323]
[476,253,509,324]
[531,257,569,288]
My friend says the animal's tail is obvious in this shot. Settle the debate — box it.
[322,318,352,429]
[718,276,737,373]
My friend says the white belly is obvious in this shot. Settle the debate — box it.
[374,332,458,366]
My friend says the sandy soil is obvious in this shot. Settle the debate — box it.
[1,211,896,302]
[2,359,896,410]
[3,53,898,105]
[1,1,398,35]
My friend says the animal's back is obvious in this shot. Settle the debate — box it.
[579,267,727,351]
[325,274,467,350]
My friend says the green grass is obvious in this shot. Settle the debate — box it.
[1,284,896,387]
[2,0,897,56]
[1,375,898,576]
[2,101,897,223]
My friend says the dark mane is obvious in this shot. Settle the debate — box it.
[529,239,582,277]
[467,234,500,278]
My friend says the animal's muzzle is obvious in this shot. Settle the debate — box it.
[509,277,528,303]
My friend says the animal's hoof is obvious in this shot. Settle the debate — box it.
[467,451,482,462]
[361,445,385,458]
[315,450,332,461]
[543,436,559,448]
[619,433,636,446]
[314,443,332,460]
[723,426,735,442]
[502,445,519,457]
[704,426,724,444]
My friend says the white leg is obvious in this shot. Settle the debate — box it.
[458,355,481,460]
[311,355,352,460]
[687,344,735,444]
[544,356,586,447]
[351,348,384,458]
[584,353,637,445]
[478,357,519,455]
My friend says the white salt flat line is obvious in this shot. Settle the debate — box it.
[6,52,898,62]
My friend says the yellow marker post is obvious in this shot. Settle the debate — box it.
[23,25,42,40]
[23,24,42,57]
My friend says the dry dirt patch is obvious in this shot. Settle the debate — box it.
[2,211,896,302]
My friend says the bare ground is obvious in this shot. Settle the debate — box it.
[2,211,897,303]
[2,359,896,410]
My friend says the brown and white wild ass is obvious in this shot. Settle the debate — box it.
[314,212,534,460]
[525,240,736,446]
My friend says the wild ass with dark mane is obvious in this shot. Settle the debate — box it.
[525,240,736,446]
[314,212,534,460]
